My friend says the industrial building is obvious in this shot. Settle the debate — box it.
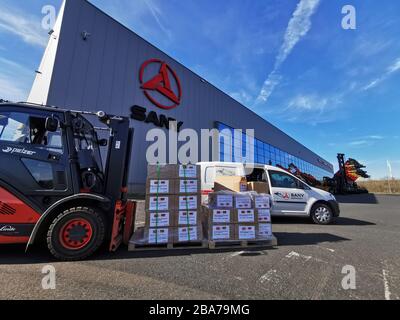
[28,0,334,193]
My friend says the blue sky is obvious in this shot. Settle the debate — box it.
[0,0,399,178]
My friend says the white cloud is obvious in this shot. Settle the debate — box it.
[349,140,369,146]
[366,135,384,140]
[143,0,172,39]
[287,94,328,112]
[0,4,48,47]
[266,93,342,125]
[274,0,320,69]
[0,57,33,101]
[256,0,320,103]
[363,57,400,91]
[348,135,385,147]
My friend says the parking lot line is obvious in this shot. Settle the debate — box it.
[382,261,392,300]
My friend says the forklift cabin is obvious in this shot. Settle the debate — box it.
[0,102,135,260]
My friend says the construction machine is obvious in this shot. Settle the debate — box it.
[323,153,369,194]
[0,101,135,260]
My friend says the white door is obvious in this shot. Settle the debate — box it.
[268,170,309,215]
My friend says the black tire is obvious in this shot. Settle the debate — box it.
[310,203,334,225]
[47,207,106,261]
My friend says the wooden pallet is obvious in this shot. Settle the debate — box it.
[208,236,278,250]
[128,227,208,252]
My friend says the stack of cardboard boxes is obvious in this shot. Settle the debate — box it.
[207,177,273,242]
[143,164,204,245]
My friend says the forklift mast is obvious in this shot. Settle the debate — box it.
[337,153,347,194]
[97,112,134,205]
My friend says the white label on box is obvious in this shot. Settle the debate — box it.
[178,210,197,225]
[149,212,170,227]
[178,227,199,242]
[235,196,252,209]
[258,209,271,223]
[212,225,230,240]
[259,223,272,238]
[179,180,198,193]
[213,209,231,223]
[238,225,256,240]
[149,180,169,194]
[216,195,233,208]
[179,195,198,210]
[179,165,197,178]
[237,209,255,223]
[148,228,169,244]
[255,196,270,209]
[148,196,169,211]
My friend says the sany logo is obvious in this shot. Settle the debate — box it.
[274,192,290,200]
[139,59,182,110]
[0,225,16,232]
[2,146,36,156]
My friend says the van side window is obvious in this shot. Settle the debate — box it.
[269,171,299,189]
[215,166,237,177]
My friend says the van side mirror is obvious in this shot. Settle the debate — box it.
[45,117,59,132]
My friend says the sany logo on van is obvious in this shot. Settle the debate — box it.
[274,192,305,201]
[274,192,290,200]
[2,147,36,156]
[291,193,305,200]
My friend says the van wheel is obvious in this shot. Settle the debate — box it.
[311,204,333,225]
[47,207,105,261]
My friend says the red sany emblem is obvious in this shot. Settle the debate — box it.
[139,59,182,110]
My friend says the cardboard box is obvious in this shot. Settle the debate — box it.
[237,224,257,240]
[254,195,271,209]
[258,223,273,239]
[257,209,271,223]
[147,164,200,179]
[247,182,270,194]
[177,194,201,210]
[173,225,203,242]
[209,224,235,241]
[147,164,177,179]
[145,195,175,211]
[178,164,200,179]
[176,179,199,194]
[145,211,172,228]
[208,193,234,208]
[235,209,257,223]
[214,176,247,193]
[145,179,173,195]
[234,194,253,209]
[209,208,234,224]
[144,227,173,244]
[174,209,200,226]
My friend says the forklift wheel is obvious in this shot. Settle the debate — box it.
[47,207,106,261]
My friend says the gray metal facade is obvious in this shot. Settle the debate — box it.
[29,0,333,193]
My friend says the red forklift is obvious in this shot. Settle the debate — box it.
[0,101,136,260]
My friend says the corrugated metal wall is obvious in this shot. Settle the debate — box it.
[34,0,333,192]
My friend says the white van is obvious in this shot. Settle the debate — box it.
[198,162,340,225]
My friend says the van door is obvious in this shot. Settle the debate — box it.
[201,164,241,203]
[267,170,309,216]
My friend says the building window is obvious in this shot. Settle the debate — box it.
[215,122,333,184]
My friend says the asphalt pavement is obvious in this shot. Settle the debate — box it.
[1,194,399,300]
